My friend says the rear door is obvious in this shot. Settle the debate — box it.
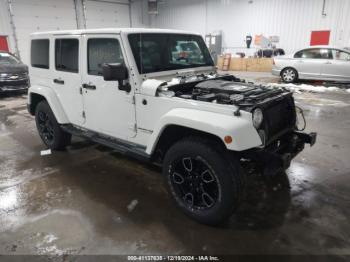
[321,49,350,81]
[80,34,136,140]
[293,48,327,79]
[51,36,84,125]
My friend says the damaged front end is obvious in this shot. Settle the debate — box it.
[157,73,317,175]
[242,131,317,176]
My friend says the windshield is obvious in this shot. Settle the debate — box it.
[0,52,20,65]
[128,33,214,74]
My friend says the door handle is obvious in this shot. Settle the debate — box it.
[53,78,64,84]
[324,61,332,64]
[82,83,96,90]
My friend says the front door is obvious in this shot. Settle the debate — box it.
[321,49,350,81]
[81,34,136,140]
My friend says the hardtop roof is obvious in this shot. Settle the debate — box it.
[30,28,201,37]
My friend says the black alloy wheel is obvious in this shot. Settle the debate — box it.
[163,137,245,225]
[35,101,71,150]
[170,156,220,210]
[37,110,55,145]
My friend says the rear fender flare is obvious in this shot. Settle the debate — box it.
[28,85,69,124]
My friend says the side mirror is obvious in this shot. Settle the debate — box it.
[102,63,131,92]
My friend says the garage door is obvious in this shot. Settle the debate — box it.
[84,0,130,29]
[11,0,77,64]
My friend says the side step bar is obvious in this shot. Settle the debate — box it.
[61,124,151,162]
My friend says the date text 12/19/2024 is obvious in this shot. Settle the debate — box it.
[128,255,220,261]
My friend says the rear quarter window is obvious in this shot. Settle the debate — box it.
[31,39,49,69]
[294,51,303,58]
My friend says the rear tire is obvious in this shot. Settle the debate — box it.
[281,68,298,83]
[163,137,245,226]
[35,101,71,150]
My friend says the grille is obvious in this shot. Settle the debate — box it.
[263,96,296,141]
[0,72,28,81]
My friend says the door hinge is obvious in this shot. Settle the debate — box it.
[82,111,86,118]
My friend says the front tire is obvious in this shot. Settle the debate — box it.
[281,68,298,83]
[35,101,71,150]
[163,137,245,226]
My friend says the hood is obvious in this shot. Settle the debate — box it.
[0,63,28,74]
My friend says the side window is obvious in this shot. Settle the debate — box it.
[55,39,79,73]
[31,39,49,69]
[295,49,330,59]
[294,50,303,58]
[332,50,350,61]
[302,49,321,59]
[87,38,124,76]
[320,49,332,59]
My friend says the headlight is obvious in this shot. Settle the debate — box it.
[252,108,263,129]
[0,73,8,77]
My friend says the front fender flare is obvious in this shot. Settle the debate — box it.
[146,108,262,154]
[28,85,69,124]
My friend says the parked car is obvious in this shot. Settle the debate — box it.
[27,28,316,225]
[272,46,350,83]
[0,51,29,94]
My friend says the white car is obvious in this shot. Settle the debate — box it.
[27,28,316,225]
[272,46,350,83]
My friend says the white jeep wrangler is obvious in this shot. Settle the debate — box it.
[27,28,316,225]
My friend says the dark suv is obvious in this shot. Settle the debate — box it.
[0,51,29,94]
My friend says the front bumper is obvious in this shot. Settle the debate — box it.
[242,131,317,176]
[0,76,29,93]
[0,85,28,92]
[0,79,29,93]
[271,68,281,77]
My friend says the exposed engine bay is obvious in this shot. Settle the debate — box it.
[158,74,292,111]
